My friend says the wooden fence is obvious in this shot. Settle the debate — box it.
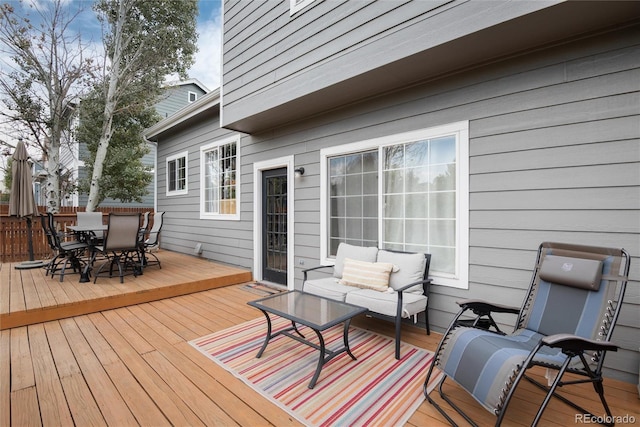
[0,204,154,263]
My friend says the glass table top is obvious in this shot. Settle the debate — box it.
[248,291,367,330]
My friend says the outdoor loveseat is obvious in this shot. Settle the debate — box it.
[302,243,432,359]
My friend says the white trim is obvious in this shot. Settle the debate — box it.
[188,91,198,103]
[162,78,210,93]
[290,0,317,16]
[147,139,158,212]
[199,135,241,221]
[253,156,296,291]
[166,150,189,196]
[145,89,220,138]
[219,0,225,128]
[319,121,469,289]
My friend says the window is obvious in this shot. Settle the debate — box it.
[328,151,379,255]
[166,151,188,196]
[320,122,469,289]
[290,0,317,15]
[200,136,240,220]
[188,91,197,103]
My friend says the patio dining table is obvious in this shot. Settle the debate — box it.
[67,224,108,282]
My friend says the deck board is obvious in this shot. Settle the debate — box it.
[0,330,10,427]
[1,257,638,426]
[1,251,253,330]
[28,323,74,426]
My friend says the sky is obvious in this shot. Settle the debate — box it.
[185,0,223,91]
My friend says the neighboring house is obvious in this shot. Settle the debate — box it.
[155,78,209,119]
[150,1,639,384]
[60,79,209,208]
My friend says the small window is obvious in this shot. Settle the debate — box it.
[200,136,240,220]
[166,151,188,196]
[188,91,197,103]
[290,0,317,15]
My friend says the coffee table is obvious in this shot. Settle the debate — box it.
[248,290,368,389]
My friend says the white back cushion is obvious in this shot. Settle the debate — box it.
[377,250,426,292]
[333,243,378,278]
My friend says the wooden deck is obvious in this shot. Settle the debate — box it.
[0,250,253,330]
[1,256,638,426]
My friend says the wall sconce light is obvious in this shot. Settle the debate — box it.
[294,167,305,178]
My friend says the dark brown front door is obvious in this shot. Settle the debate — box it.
[262,168,287,285]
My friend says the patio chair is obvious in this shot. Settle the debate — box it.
[76,211,104,243]
[44,212,88,282]
[141,211,164,269]
[90,213,142,283]
[424,242,630,427]
[140,211,150,236]
[137,211,151,253]
[40,214,57,275]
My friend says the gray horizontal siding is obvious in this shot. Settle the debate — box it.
[221,0,556,126]
[224,1,449,86]
[156,84,207,119]
[233,25,638,383]
[155,111,253,271]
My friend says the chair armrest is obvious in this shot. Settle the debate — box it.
[456,299,520,315]
[395,278,432,293]
[302,265,333,273]
[542,334,618,353]
[59,231,82,243]
[301,265,335,283]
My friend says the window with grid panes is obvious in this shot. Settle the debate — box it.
[166,151,187,196]
[200,136,240,219]
[321,122,469,289]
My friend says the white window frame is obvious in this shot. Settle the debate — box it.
[188,91,197,103]
[320,121,469,289]
[166,151,188,196]
[290,0,317,16]
[199,135,241,221]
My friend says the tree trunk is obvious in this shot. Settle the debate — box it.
[85,103,115,212]
[45,136,60,213]
[85,1,127,212]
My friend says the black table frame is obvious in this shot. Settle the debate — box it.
[248,291,367,389]
[67,224,108,283]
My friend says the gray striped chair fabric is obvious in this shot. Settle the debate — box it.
[425,242,630,426]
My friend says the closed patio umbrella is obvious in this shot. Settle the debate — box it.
[9,140,40,266]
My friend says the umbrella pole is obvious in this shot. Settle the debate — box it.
[26,217,34,261]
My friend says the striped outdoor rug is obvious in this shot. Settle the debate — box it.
[190,316,443,427]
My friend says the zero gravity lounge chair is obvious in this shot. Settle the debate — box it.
[424,242,630,426]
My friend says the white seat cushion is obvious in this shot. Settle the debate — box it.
[345,288,427,318]
[303,277,354,301]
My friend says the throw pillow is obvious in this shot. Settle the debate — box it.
[339,258,394,292]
